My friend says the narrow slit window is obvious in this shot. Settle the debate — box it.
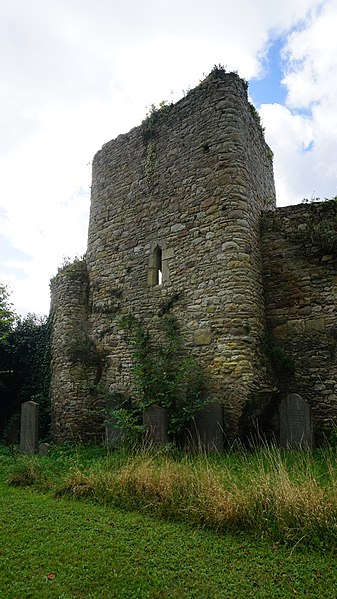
[154,245,163,285]
[148,244,166,287]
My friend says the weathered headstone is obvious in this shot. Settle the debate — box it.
[279,393,313,449]
[105,399,122,447]
[143,405,168,445]
[39,442,50,455]
[20,401,39,454]
[189,402,224,452]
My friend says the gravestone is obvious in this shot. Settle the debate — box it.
[189,402,224,452]
[279,393,313,449]
[20,401,39,454]
[39,442,50,455]
[105,399,122,447]
[143,405,168,445]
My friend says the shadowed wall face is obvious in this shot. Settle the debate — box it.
[262,201,337,440]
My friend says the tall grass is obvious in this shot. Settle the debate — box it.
[5,445,337,547]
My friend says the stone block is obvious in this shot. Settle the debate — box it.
[194,330,212,345]
[20,401,39,454]
[171,223,185,233]
[305,318,325,332]
[162,248,175,260]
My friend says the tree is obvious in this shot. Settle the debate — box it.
[0,284,16,344]
[0,285,17,437]
[8,313,51,437]
[0,286,51,441]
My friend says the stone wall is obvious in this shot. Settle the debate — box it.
[50,70,337,446]
[262,201,337,441]
[50,261,103,442]
[81,70,276,443]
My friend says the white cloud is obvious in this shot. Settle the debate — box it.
[0,0,328,314]
[283,0,337,108]
[261,0,337,206]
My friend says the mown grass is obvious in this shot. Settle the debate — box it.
[1,479,337,598]
[1,444,337,548]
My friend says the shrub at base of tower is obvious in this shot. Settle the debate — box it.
[105,314,213,447]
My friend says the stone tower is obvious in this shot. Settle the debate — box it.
[50,69,276,444]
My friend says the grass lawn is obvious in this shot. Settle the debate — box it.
[1,445,337,598]
[1,481,337,598]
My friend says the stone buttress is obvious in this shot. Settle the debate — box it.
[50,261,103,442]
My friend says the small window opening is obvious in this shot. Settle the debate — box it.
[154,245,163,285]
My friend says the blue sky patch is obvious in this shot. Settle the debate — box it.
[0,262,28,279]
[249,37,287,106]
[303,140,315,153]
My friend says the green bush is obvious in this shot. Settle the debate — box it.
[108,314,212,445]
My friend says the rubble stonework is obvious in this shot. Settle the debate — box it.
[49,70,337,445]
[50,261,103,442]
[262,201,337,442]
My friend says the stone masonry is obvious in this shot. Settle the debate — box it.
[262,201,337,442]
[50,68,337,445]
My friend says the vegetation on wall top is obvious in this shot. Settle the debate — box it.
[141,101,173,144]
[293,197,337,256]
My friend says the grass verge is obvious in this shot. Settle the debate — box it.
[1,479,337,598]
[1,444,337,548]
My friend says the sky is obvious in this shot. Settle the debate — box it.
[1,0,337,317]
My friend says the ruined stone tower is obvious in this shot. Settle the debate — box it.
[50,69,278,444]
[51,69,275,444]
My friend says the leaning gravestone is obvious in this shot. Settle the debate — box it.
[143,405,168,445]
[20,401,39,454]
[279,393,313,449]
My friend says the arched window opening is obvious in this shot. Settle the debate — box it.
[154,245,163,285]
[148,243,172,287]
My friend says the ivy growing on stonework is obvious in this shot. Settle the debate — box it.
[141,101,173,189]
[264,332,294,384]
[141,101,173,143]
[106,314,212,446]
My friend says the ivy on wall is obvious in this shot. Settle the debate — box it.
[141,102,173,190]
[291,198,337,256]
[106,314,212,445]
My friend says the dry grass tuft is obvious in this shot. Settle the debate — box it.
[7,446,337,546]
[7,457,42,487]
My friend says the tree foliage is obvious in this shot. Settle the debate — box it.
[0,284,16,344]
[0,285,51,441]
